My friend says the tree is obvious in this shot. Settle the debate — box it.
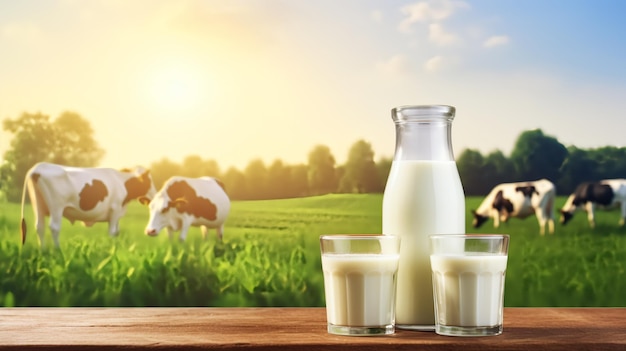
[509,129,567,183]
[339,140,381,193]
[588,146,626,180]
[558,146,597,194]
[244,158,269,200]
[288,164,309,197]
[456,149,485,196]
[222,167,248,200]
[0,166,9,202]
[202,159,221,179]
[267,159,292,199]
[307,145,337,195]
[51,111,104,166]
[0,111,103,202]
[149,157,182,189]
[376,156,392,189]
[181,155,205,178]
[180,155,221,179]
[483,150,515,191]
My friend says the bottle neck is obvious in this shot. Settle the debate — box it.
[393,120,455,161]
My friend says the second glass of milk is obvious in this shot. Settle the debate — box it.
[320,235,401,336]
[429,234,510,337]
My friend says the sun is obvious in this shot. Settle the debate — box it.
[150,67,201,111]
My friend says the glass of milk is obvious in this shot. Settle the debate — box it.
[429,234,510,337]
[320,235,401,336]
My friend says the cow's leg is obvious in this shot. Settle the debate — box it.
[34,206,47,247]
[107,220,121,237]
[491,209,500,228]
[48,210,64,248]
[545,196,556,234]
[216,224,224,241]
[200,225,208,240]
[586,202,596,228]
[620,202,626,227]
[537,216,546,236]
[535,210,546,236]
[107,209,123,237]
[548,218,555,234]
[545,206,554,234]
[178,222,191,242]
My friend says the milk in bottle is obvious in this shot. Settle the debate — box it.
[382,105,465,330]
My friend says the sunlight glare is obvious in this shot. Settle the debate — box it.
[150,66,202,112]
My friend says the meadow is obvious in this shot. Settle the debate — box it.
[1,194,625,307]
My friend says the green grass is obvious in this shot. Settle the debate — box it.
[466,196,626,307]
[1,194,625,307]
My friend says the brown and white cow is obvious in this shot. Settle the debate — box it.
[142,176,231,241]
[560,179,626,228]
[20,162,157,247]
[472,178,556,235]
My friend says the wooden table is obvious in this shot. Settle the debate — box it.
[0,308,624,350]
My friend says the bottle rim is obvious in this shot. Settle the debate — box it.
[391,105,455,122]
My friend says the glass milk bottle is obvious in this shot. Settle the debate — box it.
[382,105,465,330]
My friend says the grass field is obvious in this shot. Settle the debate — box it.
[1,194,625,307]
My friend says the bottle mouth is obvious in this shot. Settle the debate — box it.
[392,105,455,123]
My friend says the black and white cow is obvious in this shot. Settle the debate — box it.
[560,179,626,228]
[472,179,556,235]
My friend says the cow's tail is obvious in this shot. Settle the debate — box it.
[20,171,29,245]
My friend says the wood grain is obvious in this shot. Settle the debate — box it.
[0,308,624,350]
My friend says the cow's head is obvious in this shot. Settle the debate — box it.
[559,193,582,226]
[471,210,489,228]
[143,192,184,237]
[559,209,574,225]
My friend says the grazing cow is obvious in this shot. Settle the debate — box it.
[142,176,230,241]
[20,162,157,247]
[560,179,626,228]
[472,179,556,235]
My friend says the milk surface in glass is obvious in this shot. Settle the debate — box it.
[430,254,508,327]
[322,253,399,327]
[382,160,465,327]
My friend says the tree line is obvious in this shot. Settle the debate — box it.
[457,129,626,196]
[0,112,388,202]
[1,112,625,202]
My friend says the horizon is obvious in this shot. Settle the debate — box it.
[2,0,626,170]
[1,111,621,172]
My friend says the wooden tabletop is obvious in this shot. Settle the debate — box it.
[0,308,624,350]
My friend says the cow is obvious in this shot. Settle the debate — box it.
[19,162,157,248]
[472,179,556,235]
[560,179,626,228]
[142,176,230,241]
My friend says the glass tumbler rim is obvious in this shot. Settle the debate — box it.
[320,235,401,255]
[429,234,510,256]
[320,234,399,241]
[429,234,509,240]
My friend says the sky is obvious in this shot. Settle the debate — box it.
[1,0,626,171]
